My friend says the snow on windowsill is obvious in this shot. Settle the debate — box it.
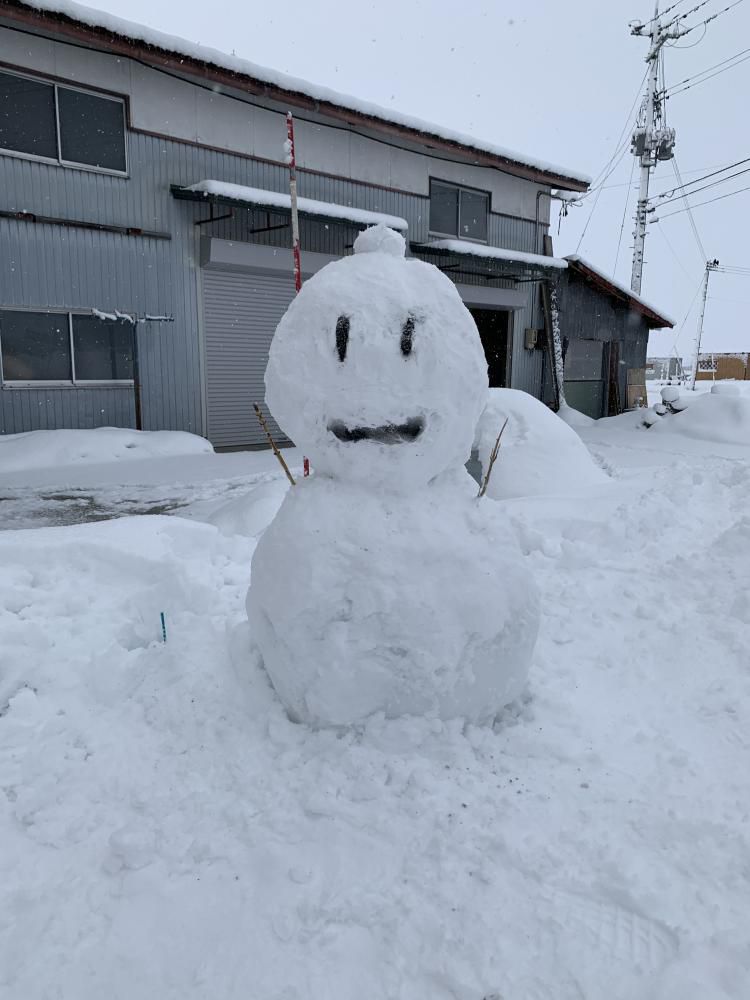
[183,181,409,232]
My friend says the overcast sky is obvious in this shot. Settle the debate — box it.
[100,0,750,356]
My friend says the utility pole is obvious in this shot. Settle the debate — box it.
[689,259,720,390]
[629,2,681,294]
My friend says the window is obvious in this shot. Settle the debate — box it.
[72,315,134,381]
[0,70,126,173]
[429,180,489,242]
[0,310,134,384]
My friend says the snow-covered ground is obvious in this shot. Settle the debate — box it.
[1,414,749,998]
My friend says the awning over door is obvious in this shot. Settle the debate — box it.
[410,239,567,282]
[172,180,408,232]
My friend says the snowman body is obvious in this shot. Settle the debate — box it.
[247,226,539,726]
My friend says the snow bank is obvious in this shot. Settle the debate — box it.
[203,478,289,538]
[2,429,750,998]
[474,389,607,499]
[0,428,212,474]
[650,392,750,446]
[557,401,596,428]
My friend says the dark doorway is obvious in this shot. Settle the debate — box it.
[470,308,510,387]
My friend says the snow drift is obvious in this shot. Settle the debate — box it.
[474,388,607,499]
[650,391,750,446]
[0,427,213,474]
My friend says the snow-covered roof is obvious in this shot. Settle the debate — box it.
[7,0,590,191]
[421,239,568,270]
[565,255,675,328]
[179,180,409,231]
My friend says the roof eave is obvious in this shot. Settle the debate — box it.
[566,259,674,329]
[1,0,590,191]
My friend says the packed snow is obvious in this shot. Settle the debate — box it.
[250,226,539,725]
[474,388,607,499]
[0,427,212,475]
[21,0,590,187]
[2,396,749,998]
[424,239,568,269]
[183,180,409,231]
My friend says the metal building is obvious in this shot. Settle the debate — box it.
[551,257,675,419]
[0,0,593,445]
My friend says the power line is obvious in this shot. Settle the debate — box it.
[654,221,697,283]
[656,180,750,218]
[663,45,750,95]
[650,155,750,200]
[655,163,750,206]
[638,0,692,29]
[672,158,707,261]
[613,155,636,275]
[576,68,649,202]
[676,0,746,37]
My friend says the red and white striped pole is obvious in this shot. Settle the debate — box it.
[286,111,309,477]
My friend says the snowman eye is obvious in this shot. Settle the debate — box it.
[401,315,415,357]
[335,315,350,362]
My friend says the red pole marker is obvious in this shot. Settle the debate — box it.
[286,112,309,476]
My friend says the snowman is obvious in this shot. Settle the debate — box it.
[247,225,539,727]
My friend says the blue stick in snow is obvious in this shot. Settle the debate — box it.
[160,612,167,643]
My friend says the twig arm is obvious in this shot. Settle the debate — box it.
[253,403,297,486]
[477,417,509,499]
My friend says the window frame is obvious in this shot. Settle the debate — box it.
[428,178,491,244]
[0,307,135,388]
[0,67,128,177]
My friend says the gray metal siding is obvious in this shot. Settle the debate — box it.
[1,118,547,435]
[202,268,293,447]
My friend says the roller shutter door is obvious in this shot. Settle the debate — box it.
[202,269,294,447]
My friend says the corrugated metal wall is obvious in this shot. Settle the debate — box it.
[555,273,651,407]
[1,127,548,435]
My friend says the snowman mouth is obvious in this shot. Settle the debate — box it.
[328,416,424,445]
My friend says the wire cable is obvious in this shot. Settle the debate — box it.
[663,45,750,94]
[655,221,697,283]
[654,163,750,205]
[650,155,750,199]
[575,68,649,202]
[656,180,750,218]
[671,158,707,261]
[613,155,636,275]
[676,0,746,37]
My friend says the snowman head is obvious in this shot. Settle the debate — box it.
[265,225,489,488]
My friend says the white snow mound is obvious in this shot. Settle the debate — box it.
[248,477,539,726]
[474,389,607,499]
[0,427,212,473]
[650,392,750,446]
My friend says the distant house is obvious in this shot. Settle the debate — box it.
[646,356,684,381]
[695,353,749,381]
[0,0,596,444]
